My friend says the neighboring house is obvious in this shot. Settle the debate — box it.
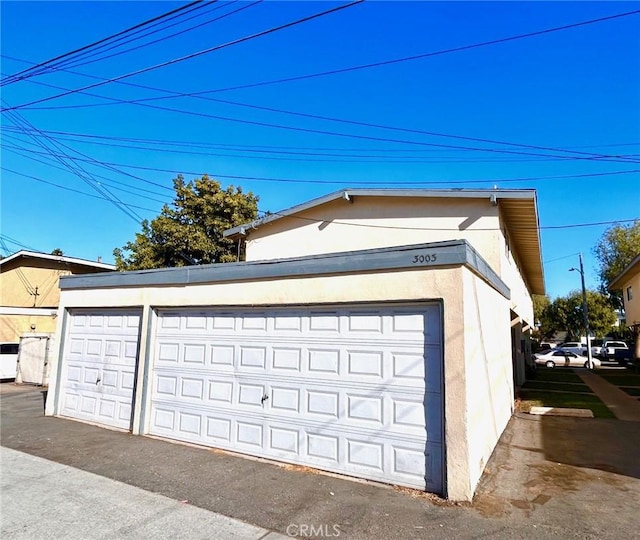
[0,251,115,342]
[609,253,640,358]
[44,188,544,502]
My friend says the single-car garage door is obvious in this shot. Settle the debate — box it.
[149,305,443,492]
[58,310,141,430]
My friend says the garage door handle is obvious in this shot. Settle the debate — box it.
[261,394,269,404]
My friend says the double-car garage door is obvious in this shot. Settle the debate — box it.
[58,305,443,492]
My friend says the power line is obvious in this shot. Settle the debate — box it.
[164,9,640,95]
[544,252,581,264]
[2,167,160,212]
[4,57,638,164]
[0,234,40,252]
[1,1,365,111]
[6,128,618,164]
[0,0,206,86]
[16,87,638,164]
[4,128,638,164]
[2,138,172,198]
[3,104,145,222]
[4,139,638,186]
[60,2,262,73]
[257,208,639,232]
[50,2,231,72]
[3,123,638,154]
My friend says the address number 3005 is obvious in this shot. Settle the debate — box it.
[412,253,438,264]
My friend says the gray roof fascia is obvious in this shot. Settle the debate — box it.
[0,250,115,270]
[223,188,537,238]
[60,239,510,300]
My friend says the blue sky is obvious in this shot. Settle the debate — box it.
[1,1,638,299]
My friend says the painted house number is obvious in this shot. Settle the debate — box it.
[412,253,438,264]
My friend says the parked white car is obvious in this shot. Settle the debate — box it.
[556,342,587,356]
[534,349,601,369]
[0,342,19,380]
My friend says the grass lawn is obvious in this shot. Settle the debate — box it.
[598,372,640,387]
[621,387,640,397]
[529,368,583,383]
[517,389,615,418]
[522,380,592,393]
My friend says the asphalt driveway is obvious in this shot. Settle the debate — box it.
[2,383,639,539]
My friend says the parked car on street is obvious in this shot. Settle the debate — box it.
[599,341,628,360]
[533,349,601,369]
[0,342,19,380]
[590,339,604,358]
[556,341,587,356]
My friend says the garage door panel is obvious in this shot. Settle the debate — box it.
[58,310,141,431]
[151,372,431,433]
[150,306,443,492]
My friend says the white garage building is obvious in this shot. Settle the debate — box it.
[45,189,544,501]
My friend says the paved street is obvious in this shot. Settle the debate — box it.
[2,383,639,539]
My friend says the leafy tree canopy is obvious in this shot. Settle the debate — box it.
[537,290,617,340]
[593,221,640,307]
[50,248,64,256]
[114,175,259,271]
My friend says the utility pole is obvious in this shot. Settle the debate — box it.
[30,286,39,308]
[570,254,594,369]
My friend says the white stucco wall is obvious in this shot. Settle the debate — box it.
[245,197,504,272]
[46,263,512,501]
[461,268,513,495]
[497,212,534,326]
[244,196,538,326]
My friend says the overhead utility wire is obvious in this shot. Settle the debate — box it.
[26,86,640,162]
[58,2,262,73]
[2,104,145,222]
[256,209,639,232]
[8,65,637,164]
[5,140,638,186]
[5,56,637,164]
[49,1,226,72]
[8,75,636,164]
[0,0,205,86]
[4,129,637,164]
[1,167,159,212]
[1,0,365,111]
[0,234,40,252]
[2,138,172,197]
[169,10,640,95]
[2,122,638,154]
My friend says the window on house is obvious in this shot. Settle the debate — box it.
[628,286,633,301]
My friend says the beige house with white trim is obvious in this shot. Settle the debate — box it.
[0,251,115,342]
[609,253,640,359]
[44,188,544,501]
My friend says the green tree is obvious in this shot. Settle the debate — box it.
[533,294,550,326]
[593,221,640,307]
[50,248,64,256]
[114,175,259,270]
[539,290,617,340]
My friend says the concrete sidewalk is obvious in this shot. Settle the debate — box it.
[2,384,639,539]
[577,370,640,421]
[1,447,285,540]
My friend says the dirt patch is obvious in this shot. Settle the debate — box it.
[391,485,464,507]
[279,463,323,475]
[472,493,510,517]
